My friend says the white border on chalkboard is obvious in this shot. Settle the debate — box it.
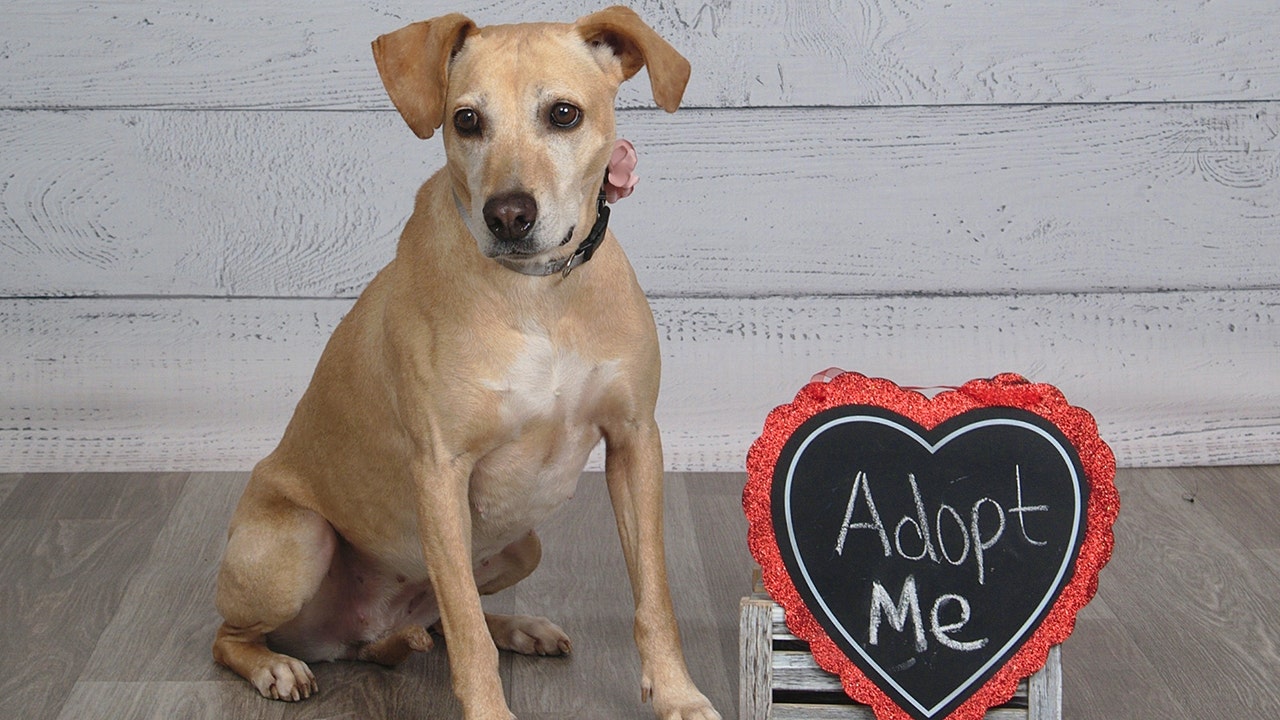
[782,415,1084,719]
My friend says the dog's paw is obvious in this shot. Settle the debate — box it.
[485,613,572,656]
[644,677,721,720]
[654,694,721,720]
[249,653,317,702]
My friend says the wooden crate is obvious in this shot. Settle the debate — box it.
[739,594,1062,720]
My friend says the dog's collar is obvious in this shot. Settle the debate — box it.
[557,187,611,278]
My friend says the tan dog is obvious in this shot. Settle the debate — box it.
[212,6,719,720]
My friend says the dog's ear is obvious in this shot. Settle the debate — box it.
[575,6,691,113]
[372,14,477,139]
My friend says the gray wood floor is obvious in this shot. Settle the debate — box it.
[1,466,1278,719]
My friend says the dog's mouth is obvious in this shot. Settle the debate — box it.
[486,225,584,278]
[491,226,576,259]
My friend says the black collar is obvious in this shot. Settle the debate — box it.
[494,186,610,278]
[556,186,610,278]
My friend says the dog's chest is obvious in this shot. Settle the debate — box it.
[488,329,613,427]
[469,328,619,552]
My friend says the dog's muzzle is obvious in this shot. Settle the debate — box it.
[459,185,611,279]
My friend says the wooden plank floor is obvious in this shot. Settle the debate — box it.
[1,467,1279,719]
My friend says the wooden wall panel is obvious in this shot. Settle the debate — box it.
[4,292,1276,472]
[3,1,1279,109]
[3,104,1276,298]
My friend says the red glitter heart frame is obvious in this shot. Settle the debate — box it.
[744,371,1118,720]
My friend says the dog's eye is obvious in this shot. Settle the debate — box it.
[549,102,582,129]
[453,108,482,136]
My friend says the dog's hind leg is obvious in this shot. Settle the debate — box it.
[213,495,336,701]
[358,624,435,666]
[473,531,573,656]
[476,530,542,595]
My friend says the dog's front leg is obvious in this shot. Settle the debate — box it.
[604,419,721,720]
[415,456,514,720]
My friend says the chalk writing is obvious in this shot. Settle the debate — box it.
[869,575,926,652]
[830,464,1052,658]
[868,575,990,654]
[835,470,888,557]
[1010,465,1049,546]
[833,466,1041,586]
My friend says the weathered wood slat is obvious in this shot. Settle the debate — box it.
[743,589,1051,719]
[772,651,845,693]
[740,598,774,720]
[768,706,1035,720]
[769,600,1054,701]
[768,705,877,720]
[770,648,1030,703]
[771,605,797,641]
[3,1,1279,109]
[1028,646,1063,720]
[2,103,1277,299]
[3,291,1277,472]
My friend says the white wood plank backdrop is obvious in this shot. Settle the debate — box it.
[2,0,1278,471]
[4,1,1279,108]
[5,291,1277,471]
[3,104,1277,298]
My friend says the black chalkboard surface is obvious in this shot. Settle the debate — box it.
[745,372,1118,720]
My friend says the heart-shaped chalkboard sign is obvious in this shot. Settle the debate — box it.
[744,372,1118,720]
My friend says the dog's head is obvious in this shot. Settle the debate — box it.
[373,6,690,272]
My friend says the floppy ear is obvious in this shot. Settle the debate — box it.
[371,14,477,139]
[574,5,691,113]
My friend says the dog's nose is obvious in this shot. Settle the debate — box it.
[483,192,538,243]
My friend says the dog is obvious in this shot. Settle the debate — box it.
[212,6,720,719]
